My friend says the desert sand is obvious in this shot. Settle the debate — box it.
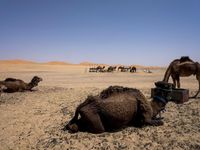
[0,62,199,150]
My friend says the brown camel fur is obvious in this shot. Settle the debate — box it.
[96,66,105,72]
[107,66,117,72]
[65,85,169,134]
[118,66,131,72]
[130,66,137,73]
[163,56,200,98]
[0,76,43,93]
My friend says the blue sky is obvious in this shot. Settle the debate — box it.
[0,0,199,66]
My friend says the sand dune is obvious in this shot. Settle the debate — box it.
[45,61,72,65]
[0,59,37,64]
[79,61,108,66]
[0,59,164,69]
[0,63,199,150]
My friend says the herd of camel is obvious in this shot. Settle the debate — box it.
[89,65,137,73]
[0,56,199,134]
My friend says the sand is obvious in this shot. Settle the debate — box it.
[0,63,199,150]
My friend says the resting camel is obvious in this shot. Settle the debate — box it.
[0,76,43,93]
[163,56,200,98]
[65,85,170,133]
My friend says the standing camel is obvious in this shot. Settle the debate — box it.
[163,56,200,98]
[130,66,137,73]
[107,66,117,72]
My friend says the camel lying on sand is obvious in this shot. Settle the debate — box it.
[65,85,170,133]
[163,56,200,98]
[0,76,43,93]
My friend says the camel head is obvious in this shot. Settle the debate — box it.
[30,76,43,87]
[151,81,175,118]
[151,96,168,118]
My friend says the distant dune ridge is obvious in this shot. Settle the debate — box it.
[45,61,72,65]
[0,59,164,69]
[79,61,108,66]
[0,59,37,64]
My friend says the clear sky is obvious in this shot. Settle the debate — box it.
[0,0,199,66]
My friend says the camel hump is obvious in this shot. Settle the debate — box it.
[180,56,194,63]
[178,61,195,66]
[99,86,141,99]
[4,78,18,82]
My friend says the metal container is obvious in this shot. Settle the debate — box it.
[151,88,189,104]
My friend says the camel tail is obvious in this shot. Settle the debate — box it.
[163,64,172,82]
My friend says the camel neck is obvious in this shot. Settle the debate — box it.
[27,82,36,90]
[150,100,162,117]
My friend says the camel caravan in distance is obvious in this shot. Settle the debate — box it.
[89,65,136,73]
[89,66,117,73]
[0,76,42,93]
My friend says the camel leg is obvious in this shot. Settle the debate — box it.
[177,76,180,88]
[172,76,176,88]
[191,76,200,98]
[79,106,105,133]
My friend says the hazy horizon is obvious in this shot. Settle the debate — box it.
[0,0,200,66]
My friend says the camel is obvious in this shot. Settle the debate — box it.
[89,67,98,72]
[0,76,43,93]
[96,66,105,72]
[118,66,131,72]
[89,66,106,72]
[130,66,137,73]
[64,85,170,133]
[117,66,124,71]
[107,66,117,72]
[163,56,200,98]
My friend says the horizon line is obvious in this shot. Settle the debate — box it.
[0,59,167,68]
